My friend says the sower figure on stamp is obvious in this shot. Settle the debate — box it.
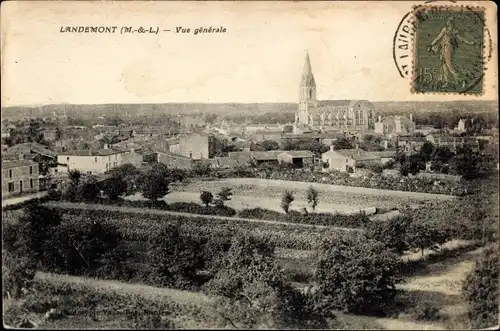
[427,17,475,89]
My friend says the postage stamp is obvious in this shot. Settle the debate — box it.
[411,6,485,94]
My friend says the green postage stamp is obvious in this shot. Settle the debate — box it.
[412,6,485,94]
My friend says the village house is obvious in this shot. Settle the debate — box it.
[57,146,142,175]
[167,132,211,160]
[2,160,40,198]
[321,146,385,173]
[156,150,194,170]
[277,150,315,168]
[396,135,426,152]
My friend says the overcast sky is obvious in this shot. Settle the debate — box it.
[1,1,497,106]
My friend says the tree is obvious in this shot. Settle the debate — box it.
[406,220,449,257]
[462,247,499,329]
[418,142,435,162]
[315,232,401,315]
[138,165,171,202]
[109,163,139,195]
[192,162,212,177]
[281,190,294,214]
[261,140,280,151]
[3,205,62,294]
[200,191,214,207]
[101,177,127,200]
[215,187,233,207]
[77,179,101,202]
[333,137,354,150]
[306,186,319,212]
[148,224,203,288]
[365,216,412,254]
[203,234,317,329]
[68,169,82,186]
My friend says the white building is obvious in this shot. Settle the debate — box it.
[57,147,142,175]
[455,118,466,132]
[374,114,415,135]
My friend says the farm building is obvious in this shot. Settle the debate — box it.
[277,150,314,168]
[250,151,284,166]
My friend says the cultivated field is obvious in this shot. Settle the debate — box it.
[160,178,456,214]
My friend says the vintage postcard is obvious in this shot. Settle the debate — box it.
[1,1,498,330]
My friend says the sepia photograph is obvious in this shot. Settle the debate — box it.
[1,0,498,329]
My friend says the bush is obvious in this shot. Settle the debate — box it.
[365,216,413,254]
[238,208,283,220]
[51,220,122,275]
[200,191,213,207]
[203,233,318,328]
[411,303,442,321]
[462,246,499,329]
[314,232,401,315]
[147,223,204,289]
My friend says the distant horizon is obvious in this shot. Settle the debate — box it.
[2,99,498,109]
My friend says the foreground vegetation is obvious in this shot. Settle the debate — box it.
[2,166,498,329]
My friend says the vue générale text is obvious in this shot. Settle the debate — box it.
[59,26,228,35]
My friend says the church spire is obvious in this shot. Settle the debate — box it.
[303,51,312,77]
[301,50,316,87]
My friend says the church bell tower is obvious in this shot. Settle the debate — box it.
[297,51,316,125]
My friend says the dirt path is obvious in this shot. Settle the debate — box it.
[35,271,212,306]
[2,191,48,208]
[43,201,363,232]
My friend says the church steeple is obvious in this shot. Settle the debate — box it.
[300,50,316,101]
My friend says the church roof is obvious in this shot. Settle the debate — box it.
[317,100,375,109]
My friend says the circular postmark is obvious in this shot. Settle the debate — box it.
[393,1,492,94]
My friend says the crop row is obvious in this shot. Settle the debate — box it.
[58,208,330,250]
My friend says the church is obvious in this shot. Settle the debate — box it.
[294,52,376,133]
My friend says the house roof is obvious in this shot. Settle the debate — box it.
[2,160,38,169]
[251,151,284,161]
[6,142,48,151]
[318,100,374,109]
[228,151,252,161]
[280,150,314,158]
[59,149,123,157]
[370,151,397,158]
[323,148,381,161]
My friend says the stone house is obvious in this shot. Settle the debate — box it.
[321,146,383,173]
[2,160,40,198]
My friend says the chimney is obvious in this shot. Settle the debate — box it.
[378,116,382,122]
[330,145,335,151]
[410,113,413,122]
